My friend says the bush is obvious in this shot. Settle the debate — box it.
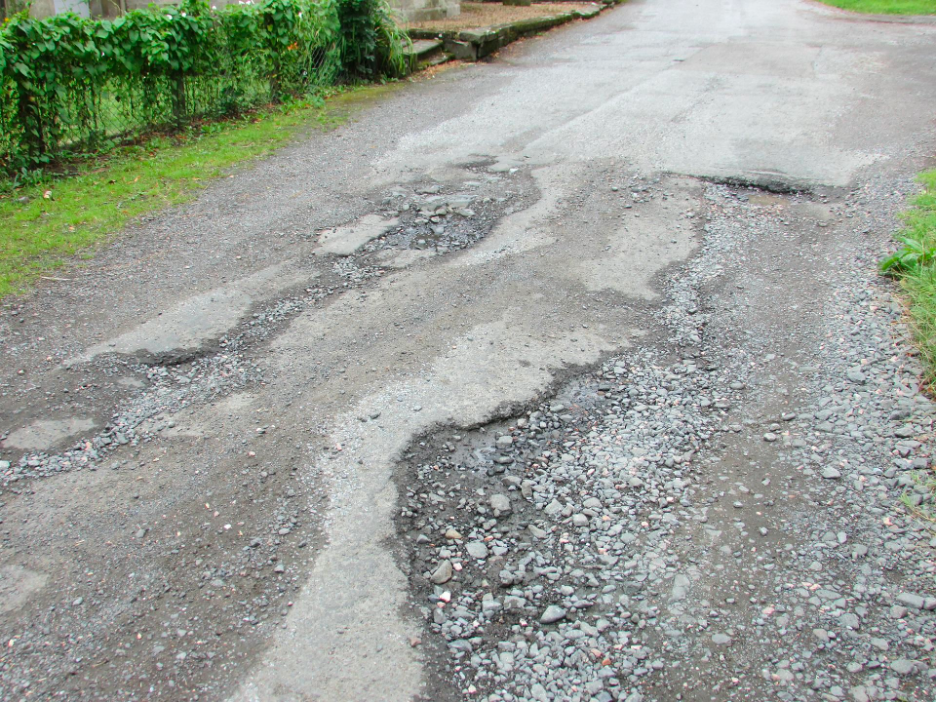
[337,0,408,79]
[0,0,404,177]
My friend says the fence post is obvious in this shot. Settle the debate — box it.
[17,84,48,160]
[172,72,187,124]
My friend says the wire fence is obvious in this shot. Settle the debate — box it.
[0,0,384,180]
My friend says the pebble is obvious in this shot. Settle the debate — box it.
[430,560,453,584]
[897,593,926,610]
[539,605,567,624]
[489,493,511,514]
[465,541,489,559]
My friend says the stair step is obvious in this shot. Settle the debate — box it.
[404,39,444,59]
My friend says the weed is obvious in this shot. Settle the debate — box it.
[880,170,936,383]
[900,467,936,528]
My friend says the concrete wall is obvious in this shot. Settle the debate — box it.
[388,0,460,23]
[27,0,460,24]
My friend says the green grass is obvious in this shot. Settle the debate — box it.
[881,170,936,383]
[0,83,401,299]
[816,0,936,15]
[881,170,936,523]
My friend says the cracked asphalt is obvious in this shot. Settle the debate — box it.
[2,1,936,701]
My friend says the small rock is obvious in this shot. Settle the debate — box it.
[846,368,866,384]
[890,659,918,676]
[490,494,511,515]
[431,560,453,584]
[465,541,489,559]
[540,605,567,624]
[839,613,860,630]
[821,466,842,479]
[544,499,563,516]
[897,592,926,610]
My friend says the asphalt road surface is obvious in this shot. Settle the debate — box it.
[2,1,936,701]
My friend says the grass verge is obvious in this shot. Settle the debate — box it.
[815,0,936,15]
[881,170,936,382]
[881,169,936,524]
[0,83,400,299]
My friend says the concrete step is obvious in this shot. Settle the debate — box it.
[403,38,451,71]
[403,39,444,60]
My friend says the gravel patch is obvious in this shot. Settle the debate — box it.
[397,182,936,702]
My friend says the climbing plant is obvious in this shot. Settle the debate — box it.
[0,0,402,178]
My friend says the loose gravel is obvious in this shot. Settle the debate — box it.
[0,170,539,702]
[397,182,936,702]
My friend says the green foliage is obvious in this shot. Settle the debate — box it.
[337,0,409,79]
[0,0,404,177]
[881,171,936,275]
[881,170,936,384]
[880,235,936,274]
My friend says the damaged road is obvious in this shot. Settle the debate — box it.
[2,0,936,701]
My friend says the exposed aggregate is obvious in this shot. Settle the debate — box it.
[399,184,936,702]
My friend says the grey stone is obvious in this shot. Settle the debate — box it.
[465,541,489,559]
[890,659,918,676]
[544,499,563,516]
[490,493,511,514]
[897,592,926,610]
[540,605,567,624]
[431,560,453,584]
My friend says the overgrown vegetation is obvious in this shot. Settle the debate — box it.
[0,0,407,179]
[880,170,936,383]
[817,0,936,14]
[0,84,398,298]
